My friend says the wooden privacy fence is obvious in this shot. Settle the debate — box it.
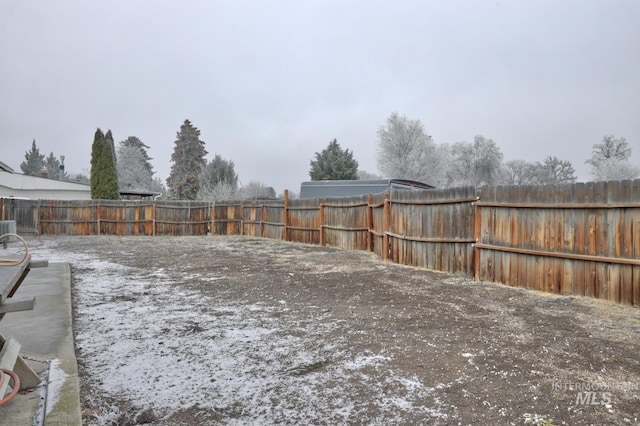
[474,181,640,306]
[1,179,639,305]
[4,199,212,236]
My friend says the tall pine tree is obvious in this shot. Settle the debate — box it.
[90,128,120,199]
[45,152,63,180]
[20,139,45,176]
[167,120,208,200]
[90,129,104,196]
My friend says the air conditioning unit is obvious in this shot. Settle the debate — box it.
[0,220,17,242]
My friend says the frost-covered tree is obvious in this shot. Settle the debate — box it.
[117,144,153,191]
[20,139,45,176]
[167,120,208,200]
[586,135,639,181]
[240,181,277,200]
[309,139,359,180]
[589,160,639,182]
[197,155,239,200]
[528,156,577,185]
[500,160,534,185]
[90,128,119,199]
[116,137,165,196]
[376,112,441,183]
[357,170,382,180]
[444,135,504,187]
[68,172,90,184]
[120,136,154,176]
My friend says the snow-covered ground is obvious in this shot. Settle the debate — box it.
[29,238,455,425]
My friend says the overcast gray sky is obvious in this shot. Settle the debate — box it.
[2,0,639,194]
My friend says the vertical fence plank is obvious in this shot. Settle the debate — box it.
[383,196,390,261]
[619,180,634,305]
[584,182,597,298]
[633,180,640,306]
[606,180,622,303]
[594,181,608,299]
[573,183,586,297]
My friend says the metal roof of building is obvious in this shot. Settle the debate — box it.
[299,179,435,199]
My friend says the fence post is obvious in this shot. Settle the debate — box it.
[240,202,244,236]
[367,195,373,252]
[97,201,101,236]
[35,201,40,235]
[474,197,482,281]
[260,202,265,238]
[319,198,325,246]
[226,204,235,236]
[383,194,390,261]
[283,189,289,241]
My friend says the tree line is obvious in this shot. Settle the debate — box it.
[20,114,638,201]
[20,120,276,201]
[309,112,639,187]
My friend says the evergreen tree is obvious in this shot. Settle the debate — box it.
[90,128,120,199]
[197,154,239,200]
[45,152,63,179]
[116,136,157,192]
[102,130,119,198]
[117,144,152,190]
[90,129,104,196]
[20,139,45,176]
[309,139,359,180]
[120,136,154,175]
[167,119,208,200]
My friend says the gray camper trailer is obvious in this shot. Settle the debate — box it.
[299,179,435,199]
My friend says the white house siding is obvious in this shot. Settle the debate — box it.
[0,170,91,200]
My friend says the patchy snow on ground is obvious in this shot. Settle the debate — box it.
[30,239,456,425]
[45,358,68,416]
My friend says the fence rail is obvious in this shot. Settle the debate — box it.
[2,179,639,306]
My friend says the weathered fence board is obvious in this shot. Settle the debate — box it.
[475,180,640,305]
[388,186,476,275]
[322,195,370,251]
[288,198,321,245]
[260,201,285,241]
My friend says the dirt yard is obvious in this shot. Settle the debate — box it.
[32,235,640,425]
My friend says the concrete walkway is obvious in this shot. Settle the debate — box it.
[0,262,81,425]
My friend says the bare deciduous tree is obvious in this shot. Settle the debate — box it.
[198,181,240,201]
[376,112,441,185]
[444,135,503,187]
[586,135,639,181]
[357,170,382,180]
[500,159,534,185]
[588,159,640,182]
[528,156,577,185]
[240,181,276,200]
